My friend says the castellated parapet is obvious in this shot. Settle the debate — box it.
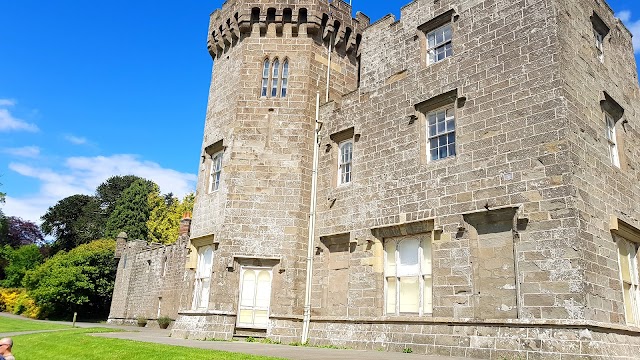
[207,0,369,59]
[109,0,640,357]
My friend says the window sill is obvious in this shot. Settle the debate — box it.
[178,309,236,316]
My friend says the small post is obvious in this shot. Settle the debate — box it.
[72,312,77,327]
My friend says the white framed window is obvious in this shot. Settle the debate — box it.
[594,28,604,63]
[427,106,456,161]
[261,59,270,97]
[192,245,214,310]
[260,57,290,98]
[427,23,452,65]
[338,140,353,185]
[281,60,289,98]
[617,237,640,326]
[209,152,223,192]
[271,58,280,97]
[237,267,273,328]
[606,112,620,168]
[384,236,433,315]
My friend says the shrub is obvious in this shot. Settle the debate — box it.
[136,316,147,327]
[23,239,117,320]
[0,288,40,318]
[157,316,172,329]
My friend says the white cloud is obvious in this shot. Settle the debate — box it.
[64,134,88,145]
[0,99,16,107]
[0,108,39,132]
[4,154,197,225]
[2,146,41,158]
[617,10,640,53]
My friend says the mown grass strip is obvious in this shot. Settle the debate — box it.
[0,316,70,332]
[13,328,286,360]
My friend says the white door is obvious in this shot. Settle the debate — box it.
[237,267,272,328]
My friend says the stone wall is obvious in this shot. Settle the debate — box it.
[107,226,190,327]
[109,0,640,358]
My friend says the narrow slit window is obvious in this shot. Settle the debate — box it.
[606,112,620,168]
[271,59,280,98]
[209,152,223,192]
[338,140,353,185]
[617,237,640,326]
[281,60,289,97]
[594,29,604,63]
[261,59,270,97]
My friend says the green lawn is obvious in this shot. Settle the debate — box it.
[1,319,285,360]
[0,316,70,332]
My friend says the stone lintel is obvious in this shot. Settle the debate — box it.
[609,215,640,243]
[371,219,435,239]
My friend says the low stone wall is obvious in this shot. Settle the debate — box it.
[266,318,640,359]
[171,312,237,340]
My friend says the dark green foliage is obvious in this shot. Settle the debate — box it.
[96,175,147,217]
[40,195,99,252]
[22,239,117,320]
[0,244,43,287]
[105,179,156,240]
[0,181,7,247]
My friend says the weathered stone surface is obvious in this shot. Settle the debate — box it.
[109,0,640,357]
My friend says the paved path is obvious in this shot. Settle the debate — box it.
[0,313,475,360]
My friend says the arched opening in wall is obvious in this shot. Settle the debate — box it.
[283,8,292,23]
[357,55,361,88]
[298,8,308,24]
[266,8,276,24]
[251,8,260,25]
[295,8,307,37]
[344,26,353,51]
[251,7,260,36]
[332,20,341,52]
[219,25,226,50]
[321,13,329,44]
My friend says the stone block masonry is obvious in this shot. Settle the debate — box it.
[109,0,640,357]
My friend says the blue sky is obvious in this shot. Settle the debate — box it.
[1,0,639,225]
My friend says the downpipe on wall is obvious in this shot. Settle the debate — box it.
[302,91,321,344]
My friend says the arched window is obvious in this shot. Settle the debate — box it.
[281,60,289,97]
[260,57,290,98]
[271,59,280,97]
[261,59,270,97]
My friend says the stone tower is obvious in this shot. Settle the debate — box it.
[159,0,640,357]
[172,0,369,338]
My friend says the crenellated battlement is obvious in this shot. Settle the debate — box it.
[207,0,369,59]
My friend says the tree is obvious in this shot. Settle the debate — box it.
[96,175,147,217]
[40,195,98,252]
[2,217,45,248]
[104,179,157,240]
[0,180,7,246]
[147,192,195,244]
[0,244,43,287]
[22,239,116,320]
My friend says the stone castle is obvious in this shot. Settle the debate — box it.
[108,0,640,358]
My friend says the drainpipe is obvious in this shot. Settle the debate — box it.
[302,91,321,344]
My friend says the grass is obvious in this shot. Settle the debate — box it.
[13,328,287,360]
[0,316,285,360]
[0,316,71,332]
